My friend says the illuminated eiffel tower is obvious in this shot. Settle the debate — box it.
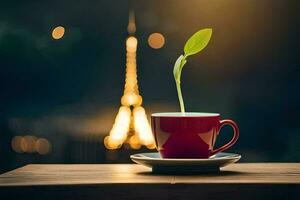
[104,11,155,150]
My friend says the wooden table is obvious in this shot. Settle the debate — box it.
[0,164,299,200]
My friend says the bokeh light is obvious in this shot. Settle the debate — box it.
[23,135,37,153]
[148,32,165,49]
[11,136,51,154]
[52,26,65,40]
[11,136,24,153]
[126,36,138,52]
[104,106,131,149]
[128,135,141,150]
[20,136,29,152]
[133,107,156,148]
[35,138,51,155]
[105,35,155,150]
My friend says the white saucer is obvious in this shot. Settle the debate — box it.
[130,152,241,174]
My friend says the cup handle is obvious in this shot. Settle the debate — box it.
[211,119,239,155]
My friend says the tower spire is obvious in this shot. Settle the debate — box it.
[127,9,136,35]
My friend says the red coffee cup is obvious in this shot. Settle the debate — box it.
[151,112,239,158]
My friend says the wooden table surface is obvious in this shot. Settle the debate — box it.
[0,163,299,200]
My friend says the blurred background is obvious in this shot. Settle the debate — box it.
[0,0,299,173]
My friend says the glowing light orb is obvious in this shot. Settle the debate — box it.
[11,136,24,153]
[52,26,65,40]
[126,36,138,52]
[148,32,165,49]
[35,138,51,155]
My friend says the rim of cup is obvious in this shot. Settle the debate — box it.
[151,112,220,117]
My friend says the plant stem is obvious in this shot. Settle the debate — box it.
[176,81,185,113]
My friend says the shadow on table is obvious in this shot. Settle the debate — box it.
[137,170,248,176]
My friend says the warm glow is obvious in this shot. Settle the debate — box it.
[104,34,155,149]
[121,93,142,107]
[133,107,155,148]
[35,138,51,155]
[104,106,131,149]
[11,136,23,153]
[52,26,65,40]
[20,137,28,152]
[23,135,37,153]
[148,32,165,49]
[11,135,51,154]
[129,135,141,149]
[126,36,138,52]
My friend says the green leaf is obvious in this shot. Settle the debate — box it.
[184,28,212,57]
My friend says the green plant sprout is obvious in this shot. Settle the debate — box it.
[173,28,212,113]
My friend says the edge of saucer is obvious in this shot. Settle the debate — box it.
[130,152,241,162]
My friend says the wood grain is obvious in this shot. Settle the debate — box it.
[175,163,300,184]
[0,163,299,200]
